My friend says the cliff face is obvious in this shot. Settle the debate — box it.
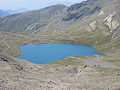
[62,0,102,21]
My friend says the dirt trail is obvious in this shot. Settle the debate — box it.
[49,65,64,90]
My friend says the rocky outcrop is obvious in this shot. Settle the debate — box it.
[63,5,101,21]
[89,21,97,30]
[25,24,47,34]
[85,21,97,32]
[0,55,9,62]
[67,2,87,11]
[104,12,120,32]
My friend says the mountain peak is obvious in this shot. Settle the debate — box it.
[0,9,9,16]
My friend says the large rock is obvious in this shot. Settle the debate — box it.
[0,55,9,62]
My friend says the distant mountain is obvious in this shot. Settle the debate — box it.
[0,8,28,16]
[7,8,28,14]
[0,9,9,16]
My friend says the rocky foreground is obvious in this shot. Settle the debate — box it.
[0,53,120,90]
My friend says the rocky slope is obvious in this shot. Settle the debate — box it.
[0,53,120,90]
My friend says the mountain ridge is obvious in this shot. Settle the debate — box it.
[0,4,67,33]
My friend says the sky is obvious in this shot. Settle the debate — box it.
[0,0,85,10]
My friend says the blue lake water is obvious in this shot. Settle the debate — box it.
[17,43,103,64]
[58,30,66,32]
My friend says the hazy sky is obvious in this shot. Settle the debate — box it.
[0,0,85,10]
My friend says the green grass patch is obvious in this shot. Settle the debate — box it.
[48,57,83,66]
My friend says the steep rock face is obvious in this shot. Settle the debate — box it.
[104,12,119,32]
[63,6,101,21]
[62,0,102,21]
